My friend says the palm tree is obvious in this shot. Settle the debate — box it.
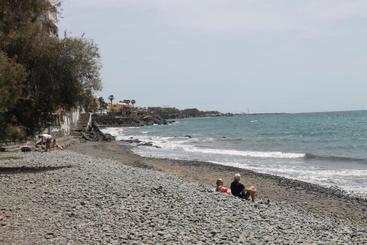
[131,99,136,107]
[108,95,114,111]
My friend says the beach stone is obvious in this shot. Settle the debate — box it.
[45,232,55,239]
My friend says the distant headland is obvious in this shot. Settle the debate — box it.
[93,105,233,128]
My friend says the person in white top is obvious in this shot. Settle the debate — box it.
[35,134,53,152]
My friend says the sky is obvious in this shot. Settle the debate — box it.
[59,0,367,113]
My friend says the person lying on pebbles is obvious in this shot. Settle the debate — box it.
[216,178,231,194]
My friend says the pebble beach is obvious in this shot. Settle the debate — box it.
[1,143,367,244]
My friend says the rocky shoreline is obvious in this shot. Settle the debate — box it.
[1,142,366,244]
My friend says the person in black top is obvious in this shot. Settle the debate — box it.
[230,173,256,202]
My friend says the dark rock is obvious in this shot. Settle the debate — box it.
[67,212,76,217]
[103,133,115,142]
[80,121,115,142]
[139,142,153,147]
[21,146,32,152]
[45,232,55,239]
[121,138,141,144]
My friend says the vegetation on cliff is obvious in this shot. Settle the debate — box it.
[146,107,226,119]
[0,0,102,141]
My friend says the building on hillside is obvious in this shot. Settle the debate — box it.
[109,103,131,113]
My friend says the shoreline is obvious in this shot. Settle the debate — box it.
[70,141,367,224]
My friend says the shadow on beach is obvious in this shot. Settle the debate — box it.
[0,165,73,175]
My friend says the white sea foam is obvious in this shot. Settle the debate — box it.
[100,127,125,137]
[134,136,304,159]
[103,127,305,159]
[181,146,305,159]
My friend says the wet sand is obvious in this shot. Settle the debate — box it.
[70,141,367,224]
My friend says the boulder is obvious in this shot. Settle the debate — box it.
[103,133,115,142]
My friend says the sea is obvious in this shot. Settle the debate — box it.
[102,110,367,198]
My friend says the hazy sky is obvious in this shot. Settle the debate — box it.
[59,0,367,113]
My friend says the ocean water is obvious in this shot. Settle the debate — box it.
[102,110,367,198]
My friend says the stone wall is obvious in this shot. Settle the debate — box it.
[47,108,81,137]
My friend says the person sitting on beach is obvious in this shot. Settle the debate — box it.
[35,134,53,152]
[215,178,231,194]
[230,173,256,202]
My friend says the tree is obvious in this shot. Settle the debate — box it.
[131,99,136,107]
[5,34,102,132]
[0,0,102,136]
[0,52,27,113]
[0,52,28,141]
[108,95,114,110]
[81,90,98,113]
[98,97,107,113]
